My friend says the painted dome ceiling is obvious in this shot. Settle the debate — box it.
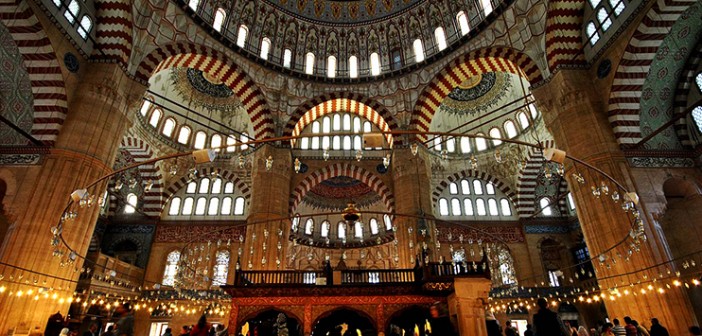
[302,176,381,211]
[261,0,427,24]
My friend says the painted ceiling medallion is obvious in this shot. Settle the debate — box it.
[169,68,246,123]
[261,0,426,24]
[302,176,381,211]
[440,72,512,116]
[186,68,232,98]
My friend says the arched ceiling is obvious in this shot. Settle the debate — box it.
[261,0,428,24]
[303,176,382,211]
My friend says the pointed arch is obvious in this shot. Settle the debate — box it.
[109,135,164,217]
[432,170,516,206]
[411,47,544,140]
[516,140,569,217]
[290,163,394,214]
[284,92,401,146]
[161,166,251,214]
[544,0,587,70]
[134,43,274,139]
[92,0,133,64]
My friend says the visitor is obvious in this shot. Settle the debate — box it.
[612,319,626,336]
[689,326,702,336]
[524,324,534,336]
[632,321,650,336]
[565,322,578,336]
[486,310,502,336]
[82,323,99,336]
[623,317,637,336]
[429,302,457,336]
[601,323,615,336]
[115,303,135,336]
[532,298,565,336]
[162,328,173,336]
[190,315,211,336]
[215,325,228,336]
[179,326,191,336]
[577,326,589,336]
[46,311,65,336]
[590,328,597,336]
[103,326,116,336]
[505,321,518,336]
[59,328,71,336]
[649,319,668,336]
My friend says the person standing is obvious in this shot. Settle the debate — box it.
[632,321,650,336]
[162,328,173,336]
[532,298,565,336]
[486,311,502,336]
[428,302,457,336]
[504,321,517,336]
[612,319,626,336]
[623,317,637,336]
[601,323,615,336]
[82,323,99,336]
[190,315,211,336]
[524,324,534,336]
[577,326,589,336]
[115,303,135,336]
[648,319,669,336]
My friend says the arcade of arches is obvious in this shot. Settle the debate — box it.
[0,0,701,335]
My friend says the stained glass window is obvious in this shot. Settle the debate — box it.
[212,250,230,286]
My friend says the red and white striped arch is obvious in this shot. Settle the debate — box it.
[607,0,699,147]
[92,0,132,64]
[161,167,251,216]
[432,170,517,205]
[516,140,568,217]
[285,92,400,146]
[544,0,587,70]
[0,0,68,145]
[108,136,163,217]
[134,43,274,139]
[411,47,544,141]
[290,163,394,214]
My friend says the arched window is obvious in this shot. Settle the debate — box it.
[384,214,392,230]
[233,197,245,215]
[168,197,181,215]
[211,134,222,151]
[139,99,151,116]
[696,72,702,92]
[439,198,449,216]
[321,220,330,238]
[332,114,341,130]
[517,112,530,129]
[540,198,553,216]
[476,199,487,216]
[283,49,293,68]
[528,103,539,119]
[332,136,340,150]
[300,137,309,150]
[221,197,232,215]
[52,0,61,8]
[149,109,162,127]
[586,22,600,45]
[692,106,702,133]
[304,219,314,235]
[177,126,191,144]
[125,193,137,214]
[194,197,207,215]
[446,137,456,152]
[500,198,512,216]
[182,197,194,215]
[449,182,459,194]
[211,178,222,193]
[609,0,625,16]
[504,121,518,138]
[236,25,248,47]
[487,198,499,216]
[213,8,226,32]
[473,180,483,195]
[240,133,250,151]
[207,198,219,215]
[433,137,442,151]
[354,222,363,238]
[212,250,230,286]
[337,222,346,240]
[456,11,470,36]
[343,136,351,150]
[370,53,381,76]
[475,133,487,151]
[291,214,300,232]
[497,250,517,285]
[327,56,337,78]
[162,251,180,286]
[370,218,379,235]
[413,39,425,63]
[305,53,315,75]
[64,0,79,23]
[480,0,493,17]
[451,198,461,216]
[566,193,576,211]
[489,128,502,146]
[597,8,612,31]
[349,55,359,78]
[354,136,362,150]
[463,199,474,215]
[193,131,206,149]
[363,121,372,133]
[260,37,271,60]
[434,27,447,51]
[588,0,601,7]
[342,114,351,130]
[224,182,234,194]
[198,178,210,193]
[186,182,197,193]
[162,118,176,137]
[188,0,198,10]
[461,180,471,194]
[226,135,237,153]
[77,16,92,39]
[460,137,471,153]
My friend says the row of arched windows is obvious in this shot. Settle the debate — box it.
[298,113,382,150]
[166,178,246,217]
[292,214,393,239]
[439,197,512,217]
[431,103,537,153]
[692,73,702,135]
[585,0,627,46]
[140,99,251,152]
[192,3,494,78]
[51,0,93,40]
[162,250,230,287]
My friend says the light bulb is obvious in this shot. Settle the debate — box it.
[323,149,330,161]
[494,149,502,163]
[470,154,478,170]
[383,154,390,168]
[294,158,301,173]
[265,156,273,171]
[355,150,363,161]
[411,143,419,156]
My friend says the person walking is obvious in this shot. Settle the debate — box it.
[532,298,565,336]
[115,303,135,336]
[648,319,669,336]
[82,323,99,336]
[190,315,211,336]
[612,319,626,336]
[505,321,518,336]
[632,320,650,336]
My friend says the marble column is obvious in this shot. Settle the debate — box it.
[449,277,492,336]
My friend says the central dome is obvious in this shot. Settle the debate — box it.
[261,0,427,24]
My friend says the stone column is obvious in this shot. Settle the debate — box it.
[391,148,435,269]
[449,277,492,336]
[532,70,697,334]
[0,63,144,333]
[242,146,291,271]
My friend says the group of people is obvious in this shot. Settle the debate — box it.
[487,298,702,336]
[169,315,228,336]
